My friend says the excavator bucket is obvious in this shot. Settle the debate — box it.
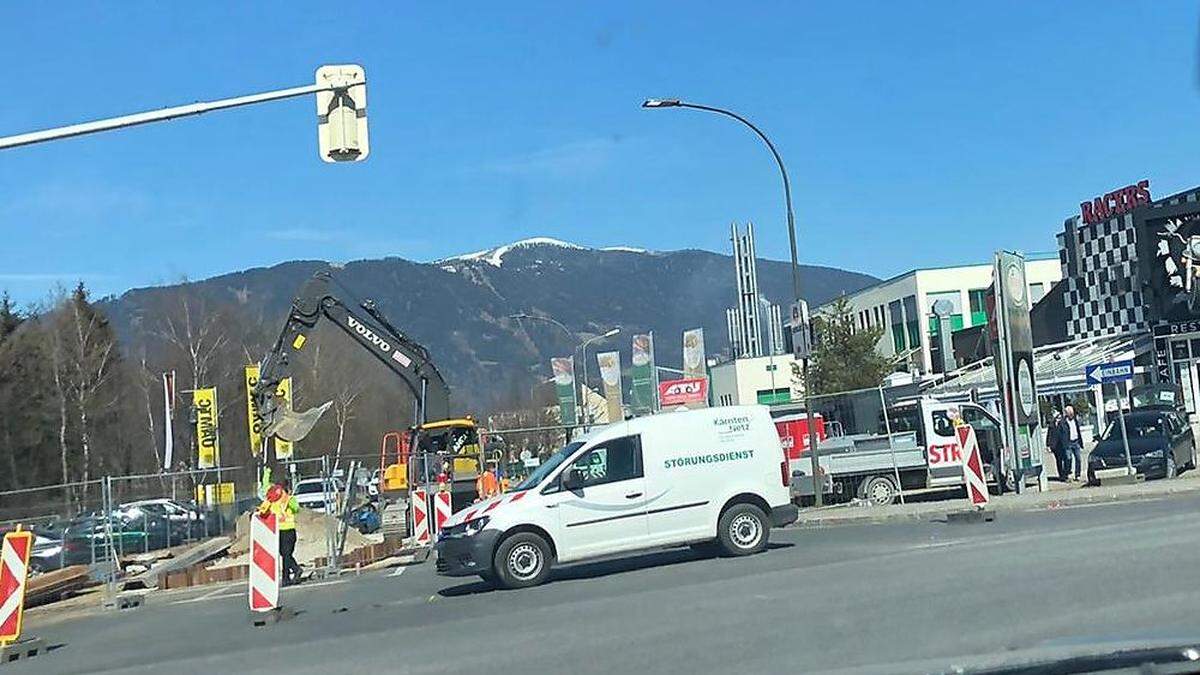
[264,401,333,443]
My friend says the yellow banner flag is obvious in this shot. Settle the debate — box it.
[245,365,264,457]
[193,387,220,469]
[274,377,294,461]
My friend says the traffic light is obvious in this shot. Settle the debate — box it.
[316,64,368,163]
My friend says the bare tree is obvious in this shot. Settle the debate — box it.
[158,292,230,391]
[56,285,120,492]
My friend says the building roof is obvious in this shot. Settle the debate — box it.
[822,252,1060,307]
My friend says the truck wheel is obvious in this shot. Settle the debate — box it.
[493,532,552,589]
[862,476,897,506]
[716,503,769,557]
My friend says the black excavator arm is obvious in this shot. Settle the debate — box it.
[254,269,450,442]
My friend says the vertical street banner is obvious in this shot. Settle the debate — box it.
[552,357,577,427]
[245,365,264,457]
[597,351,623,423]
[682,328,709,407]
[194,387,219,469]
[274,377,294,461]
[992,250,1041,481]
[162,371,176,470]
[630,333,657,415]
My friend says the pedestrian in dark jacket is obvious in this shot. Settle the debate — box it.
[1046,411,1067,481]
[1055,405,1084,481]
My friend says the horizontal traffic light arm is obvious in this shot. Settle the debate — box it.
[0,79,365,151]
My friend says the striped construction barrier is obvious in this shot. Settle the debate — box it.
[0,529,33,644]
[248,512,280,613]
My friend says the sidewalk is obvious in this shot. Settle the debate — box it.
[792,472,1200,527]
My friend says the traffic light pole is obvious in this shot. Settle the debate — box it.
[0,80,363,151]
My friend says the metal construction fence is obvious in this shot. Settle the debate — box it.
[0,454,367,582]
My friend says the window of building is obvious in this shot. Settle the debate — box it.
[756,388,792,405]
[1029,282,1046,304]
[903,295,920,351]
[888,300,905,352]
[968,289,989,326]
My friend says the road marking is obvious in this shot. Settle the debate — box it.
[293,578,347,590]
[174,587,242,605]
[389,566,406,578]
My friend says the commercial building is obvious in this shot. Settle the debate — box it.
[709,353,800,406]
[817,260,1062,375]
[1057,181,1200,413]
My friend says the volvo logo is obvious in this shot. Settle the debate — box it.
[347,316,391,352]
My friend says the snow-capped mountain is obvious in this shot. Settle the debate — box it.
[105,237,877,411]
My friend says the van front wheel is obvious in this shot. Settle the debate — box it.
[493,532,552,589]
[717,503,769,556]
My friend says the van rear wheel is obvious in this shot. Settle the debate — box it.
[716,503,769,557]
[493,532,552,589]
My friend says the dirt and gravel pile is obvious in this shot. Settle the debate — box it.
[210,508,373,569]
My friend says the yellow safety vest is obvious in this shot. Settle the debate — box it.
[258,492,298,531]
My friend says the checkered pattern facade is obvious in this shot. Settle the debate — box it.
[1059,187,1200,342]
[1058,211,1145,340]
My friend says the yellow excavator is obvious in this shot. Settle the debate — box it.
[253,269,483,534]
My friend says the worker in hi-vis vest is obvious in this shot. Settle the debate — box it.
[258,480,302,584]
[475,461,500,501]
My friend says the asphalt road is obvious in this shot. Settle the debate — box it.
[12,494,1200,674]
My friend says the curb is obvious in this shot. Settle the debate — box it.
[790,480,1200,528]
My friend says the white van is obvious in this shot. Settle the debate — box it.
[434,405,798,588]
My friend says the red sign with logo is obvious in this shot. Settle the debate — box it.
[1080,179,1150,224]
[773,414,826,460]
[658,377,708,406]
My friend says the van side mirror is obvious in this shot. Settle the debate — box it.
[561,467,584,492]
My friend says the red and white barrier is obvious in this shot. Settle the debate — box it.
[1,530,33,643]
[433,491,452,534]
[248,513,280,613]
[958,424,990,508]
[411,489,430,546]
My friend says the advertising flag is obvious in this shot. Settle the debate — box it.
[162,371,176,470]
[245,365,264,457]
[631,334,657,415]
[682,328,709,408]
[551,357,577,427]
[597,351,623,423]
[193,387,219,469]
[274,377,294,461]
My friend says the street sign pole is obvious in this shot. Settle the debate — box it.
[1119,380,1133,475]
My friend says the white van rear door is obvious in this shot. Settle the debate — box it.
[546,434,649,562]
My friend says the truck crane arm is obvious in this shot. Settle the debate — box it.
[254,269,450,442]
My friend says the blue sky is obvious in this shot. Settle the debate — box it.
[2,1,1198,303]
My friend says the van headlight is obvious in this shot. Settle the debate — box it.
[439,516,490,541]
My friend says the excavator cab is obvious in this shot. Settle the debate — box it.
[378,419,484,512]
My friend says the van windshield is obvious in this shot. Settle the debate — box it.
[514,442,583,491]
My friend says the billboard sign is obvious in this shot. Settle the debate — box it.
[658,377,708,407]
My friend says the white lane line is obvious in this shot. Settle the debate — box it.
[174,588,242,605]
[389,566,407,578]
[293,578,347,590]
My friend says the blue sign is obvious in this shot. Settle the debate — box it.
[1085,359,1135,386]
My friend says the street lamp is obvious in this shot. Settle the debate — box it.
[642,97,823,505]
[579,327,621,430]
[509,314,620,429]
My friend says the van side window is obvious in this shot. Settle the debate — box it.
[569,435,643,488]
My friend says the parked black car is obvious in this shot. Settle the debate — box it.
[1087,410,1196,482]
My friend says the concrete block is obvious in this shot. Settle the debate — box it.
[0,636,44,664]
